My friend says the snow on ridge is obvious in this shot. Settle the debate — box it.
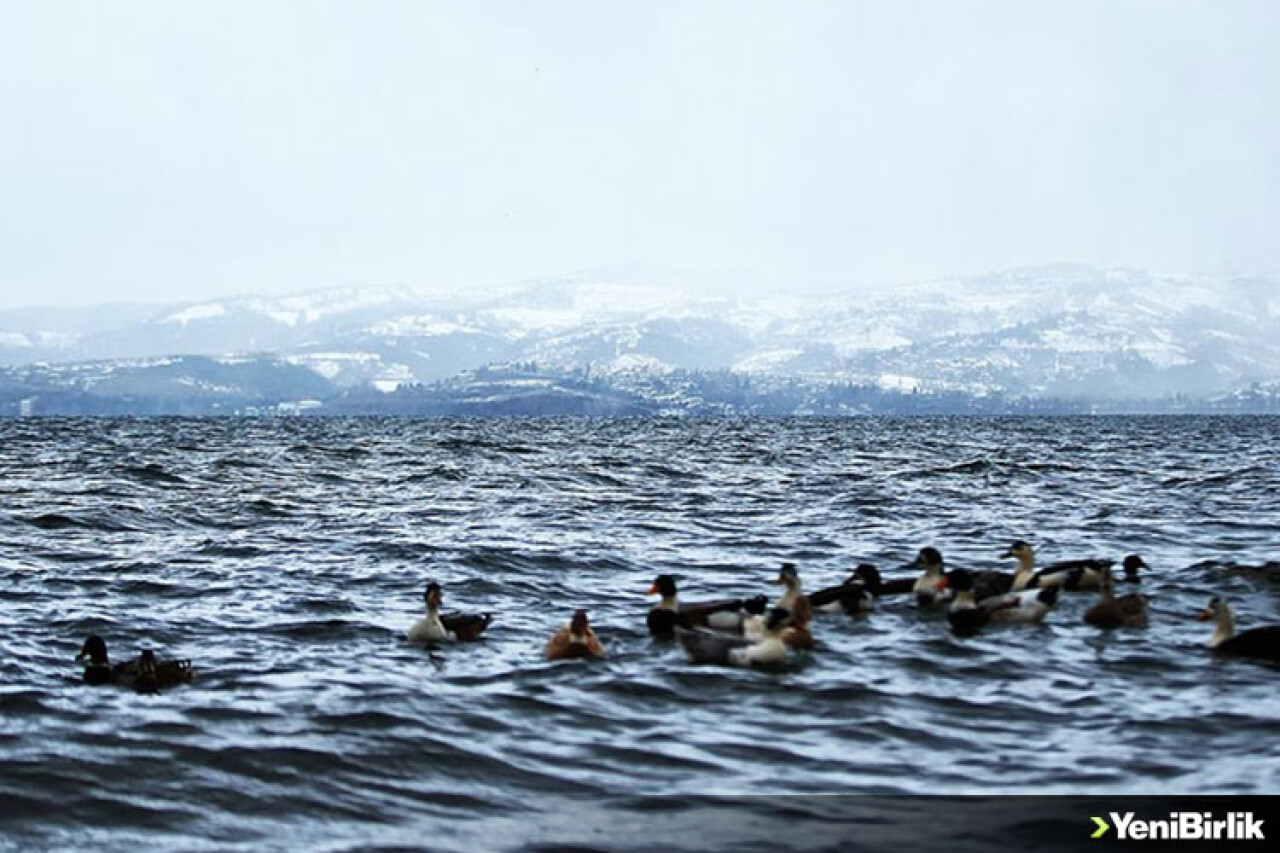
[0,332,32,348]
[163,304,226,325]
[734,348,805,373]
[286,351,381,380]
[604,353,672,374]
[368,315,478,337]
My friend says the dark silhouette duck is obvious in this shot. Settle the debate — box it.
[1083,564,1150,629]
[407,581,492,643]
[546,609,606,661]
[1118,554,1148,584]
[132,648,196,693]
[76,635,194,691]
[809,564,882,615]
[1198,598,1280,662]
[646,574,768,639]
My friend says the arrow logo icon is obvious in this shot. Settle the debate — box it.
[1091,816,1111,839]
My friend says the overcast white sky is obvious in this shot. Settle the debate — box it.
[1,0,1276,309]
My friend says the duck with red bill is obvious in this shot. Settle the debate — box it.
[646,574,767,639]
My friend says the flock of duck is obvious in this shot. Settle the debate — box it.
[77,540,1279,691]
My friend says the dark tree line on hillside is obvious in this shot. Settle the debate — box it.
[2,359,1278,416]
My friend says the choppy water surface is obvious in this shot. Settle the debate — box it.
[1,417,1278,850]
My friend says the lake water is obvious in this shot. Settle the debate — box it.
[1,416,1277,851]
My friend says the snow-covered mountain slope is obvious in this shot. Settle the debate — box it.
[1,266,1276,399]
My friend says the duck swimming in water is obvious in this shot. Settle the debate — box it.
[407,581,492,644]
[645,574,768,639]
[809,564,882,615]
[1083,564,1150,629]
[1002,540,1112,591]
[740,563,814,647]
[76,636,194,691]
[941,569,1060,636]
[908,547,950,607]
[546,609,606,661]
[770,563,812,625]
[132,648,196,693]
[1198,598,1280,662]
[1118,554,1148,584]
[679,608,793,667]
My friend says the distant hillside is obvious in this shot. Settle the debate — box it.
[1,265,1278,412]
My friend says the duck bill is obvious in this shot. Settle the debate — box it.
[646,583,659,596]
[934,578,949,591]
[999,549,1013,559]
[1196,610,1213,622]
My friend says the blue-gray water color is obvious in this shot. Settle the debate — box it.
[1,417,1278,851]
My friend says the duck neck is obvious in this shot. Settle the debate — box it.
[1212,606,1236,646]
[658,594,679,612]
[1011,564,1035,591]
[952,589,976,609]
[777,582,801,610]
[913,565,941,593]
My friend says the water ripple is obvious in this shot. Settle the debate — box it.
[1,416,1279,850]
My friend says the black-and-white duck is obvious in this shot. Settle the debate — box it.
[679,608,793,667]
[942,568,1060,636]
[1198,598,1280,662]
[407,581,492,644]
[1083,563,1150,629]
[908,547,950,607]
[809,564,882,615]
[1002,540,1112,591]
[645,574,768,639]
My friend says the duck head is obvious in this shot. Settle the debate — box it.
[1120,555,1147,583]
[1197,597,1228,623]
[848,563,882,591]
[773,563,800,589]
[648,574,678,599]
[914,547,945,575]
[1197,596,1235,645]
[1001,540,1033,561]
[424,581,443,610]
[570,609,592,636]
[76,635,109,666]
[899,547,943,574]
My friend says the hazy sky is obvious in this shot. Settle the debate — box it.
[1,0,1277,309]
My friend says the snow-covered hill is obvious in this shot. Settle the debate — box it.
[1,265,1276,400]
